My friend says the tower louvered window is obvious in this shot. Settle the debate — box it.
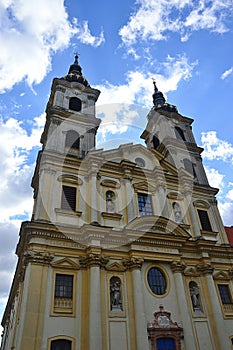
[65,130,80,149]
[175,126,186,141]
[61,185,76,211]
[69,97,81,111]
[197,209,212,231]
[183,158,197,179]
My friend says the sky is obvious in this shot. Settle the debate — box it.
[0,0,233,328]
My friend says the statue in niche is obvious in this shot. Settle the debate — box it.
[173,202,183,223]
[189,281,203,313]
[110,276,123,312]
[106,190,115,213]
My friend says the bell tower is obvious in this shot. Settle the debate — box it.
[31,55,101,223]
[41,54,101,157]
[141,81,209,185]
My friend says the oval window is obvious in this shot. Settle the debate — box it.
[147,267,167,295]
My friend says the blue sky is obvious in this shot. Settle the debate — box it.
[1,0,233,326]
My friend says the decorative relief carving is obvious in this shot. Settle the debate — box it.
[147,305,183,350]
[106,262,126,272]
[170,260,186,273]
[196,263,214,275]
[183,266,199,277]
[24,251,54,266]
[213,270,231,281]
[79,253,109,268]
[122,257,144,270]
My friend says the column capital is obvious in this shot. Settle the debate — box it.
[80,253,109,268]
[24,251,54,266]
[122,257,144,270]
[196,263,214,275]
[170,260,186,273]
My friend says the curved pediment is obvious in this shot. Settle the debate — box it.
[126,215,191,238]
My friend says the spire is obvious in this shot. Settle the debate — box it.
[61,54,90,87]
[152,80,178,113]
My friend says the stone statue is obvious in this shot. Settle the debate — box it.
[110,277,123,311]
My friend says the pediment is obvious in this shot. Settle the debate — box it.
[213,270,231,280]
[51,257,80,270]
[126,216,191,238]
[133,181,157,192]
[58,174,83,186]
[183,266,200,277]
[106,262,126,272]
[101,179,120,188]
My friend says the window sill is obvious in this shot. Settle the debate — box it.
[101,212,122,221]
[55,208,82,217]
[200,230,218,238]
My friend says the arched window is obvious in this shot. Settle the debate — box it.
[153,134,160,149]
[189,281,203,313]
[65,130,80,150]
[69,97,82,111]
[110,276,123,311]
[51,339,71,350]
[147,267,167,295]
[106,190,115,213]
[156,337,176,350]
[175,126,186,141]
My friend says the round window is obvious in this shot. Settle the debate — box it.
[147,267,167,295]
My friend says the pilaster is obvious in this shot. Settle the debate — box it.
[123,257,149,350]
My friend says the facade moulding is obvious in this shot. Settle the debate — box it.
[79,253,109,268]
[170,260,186,273]
[196,263,214,275]
[122,257,144,270]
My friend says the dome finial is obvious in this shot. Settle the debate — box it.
[152,78,158,93]
[61,52,90,87]
[151,79,178,113]
[74,52,79,64]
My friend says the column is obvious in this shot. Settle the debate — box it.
[171,261,196,350]
[197,263,229,350]
[123,258,149,350]
[80,253,108,350]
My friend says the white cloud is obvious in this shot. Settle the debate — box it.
[0,0,105,92]
[75,20,105,47]
[218,201,233,226]
[201,131,233,162]
[0,113,44,222]
[221,67,233,80]
[119,0,233,46]
[226,189,233,200]
[96,54,196,107]
[204,166,225,189]
[94,54,196,140]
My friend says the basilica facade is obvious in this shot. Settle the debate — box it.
[1,56,233,350]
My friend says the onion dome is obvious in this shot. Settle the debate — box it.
[152,80,178,113]
[62,54,90,87]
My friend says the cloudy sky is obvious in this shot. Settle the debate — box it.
[0,0,233,326]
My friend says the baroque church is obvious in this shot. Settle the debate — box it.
[1,55,233,350]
